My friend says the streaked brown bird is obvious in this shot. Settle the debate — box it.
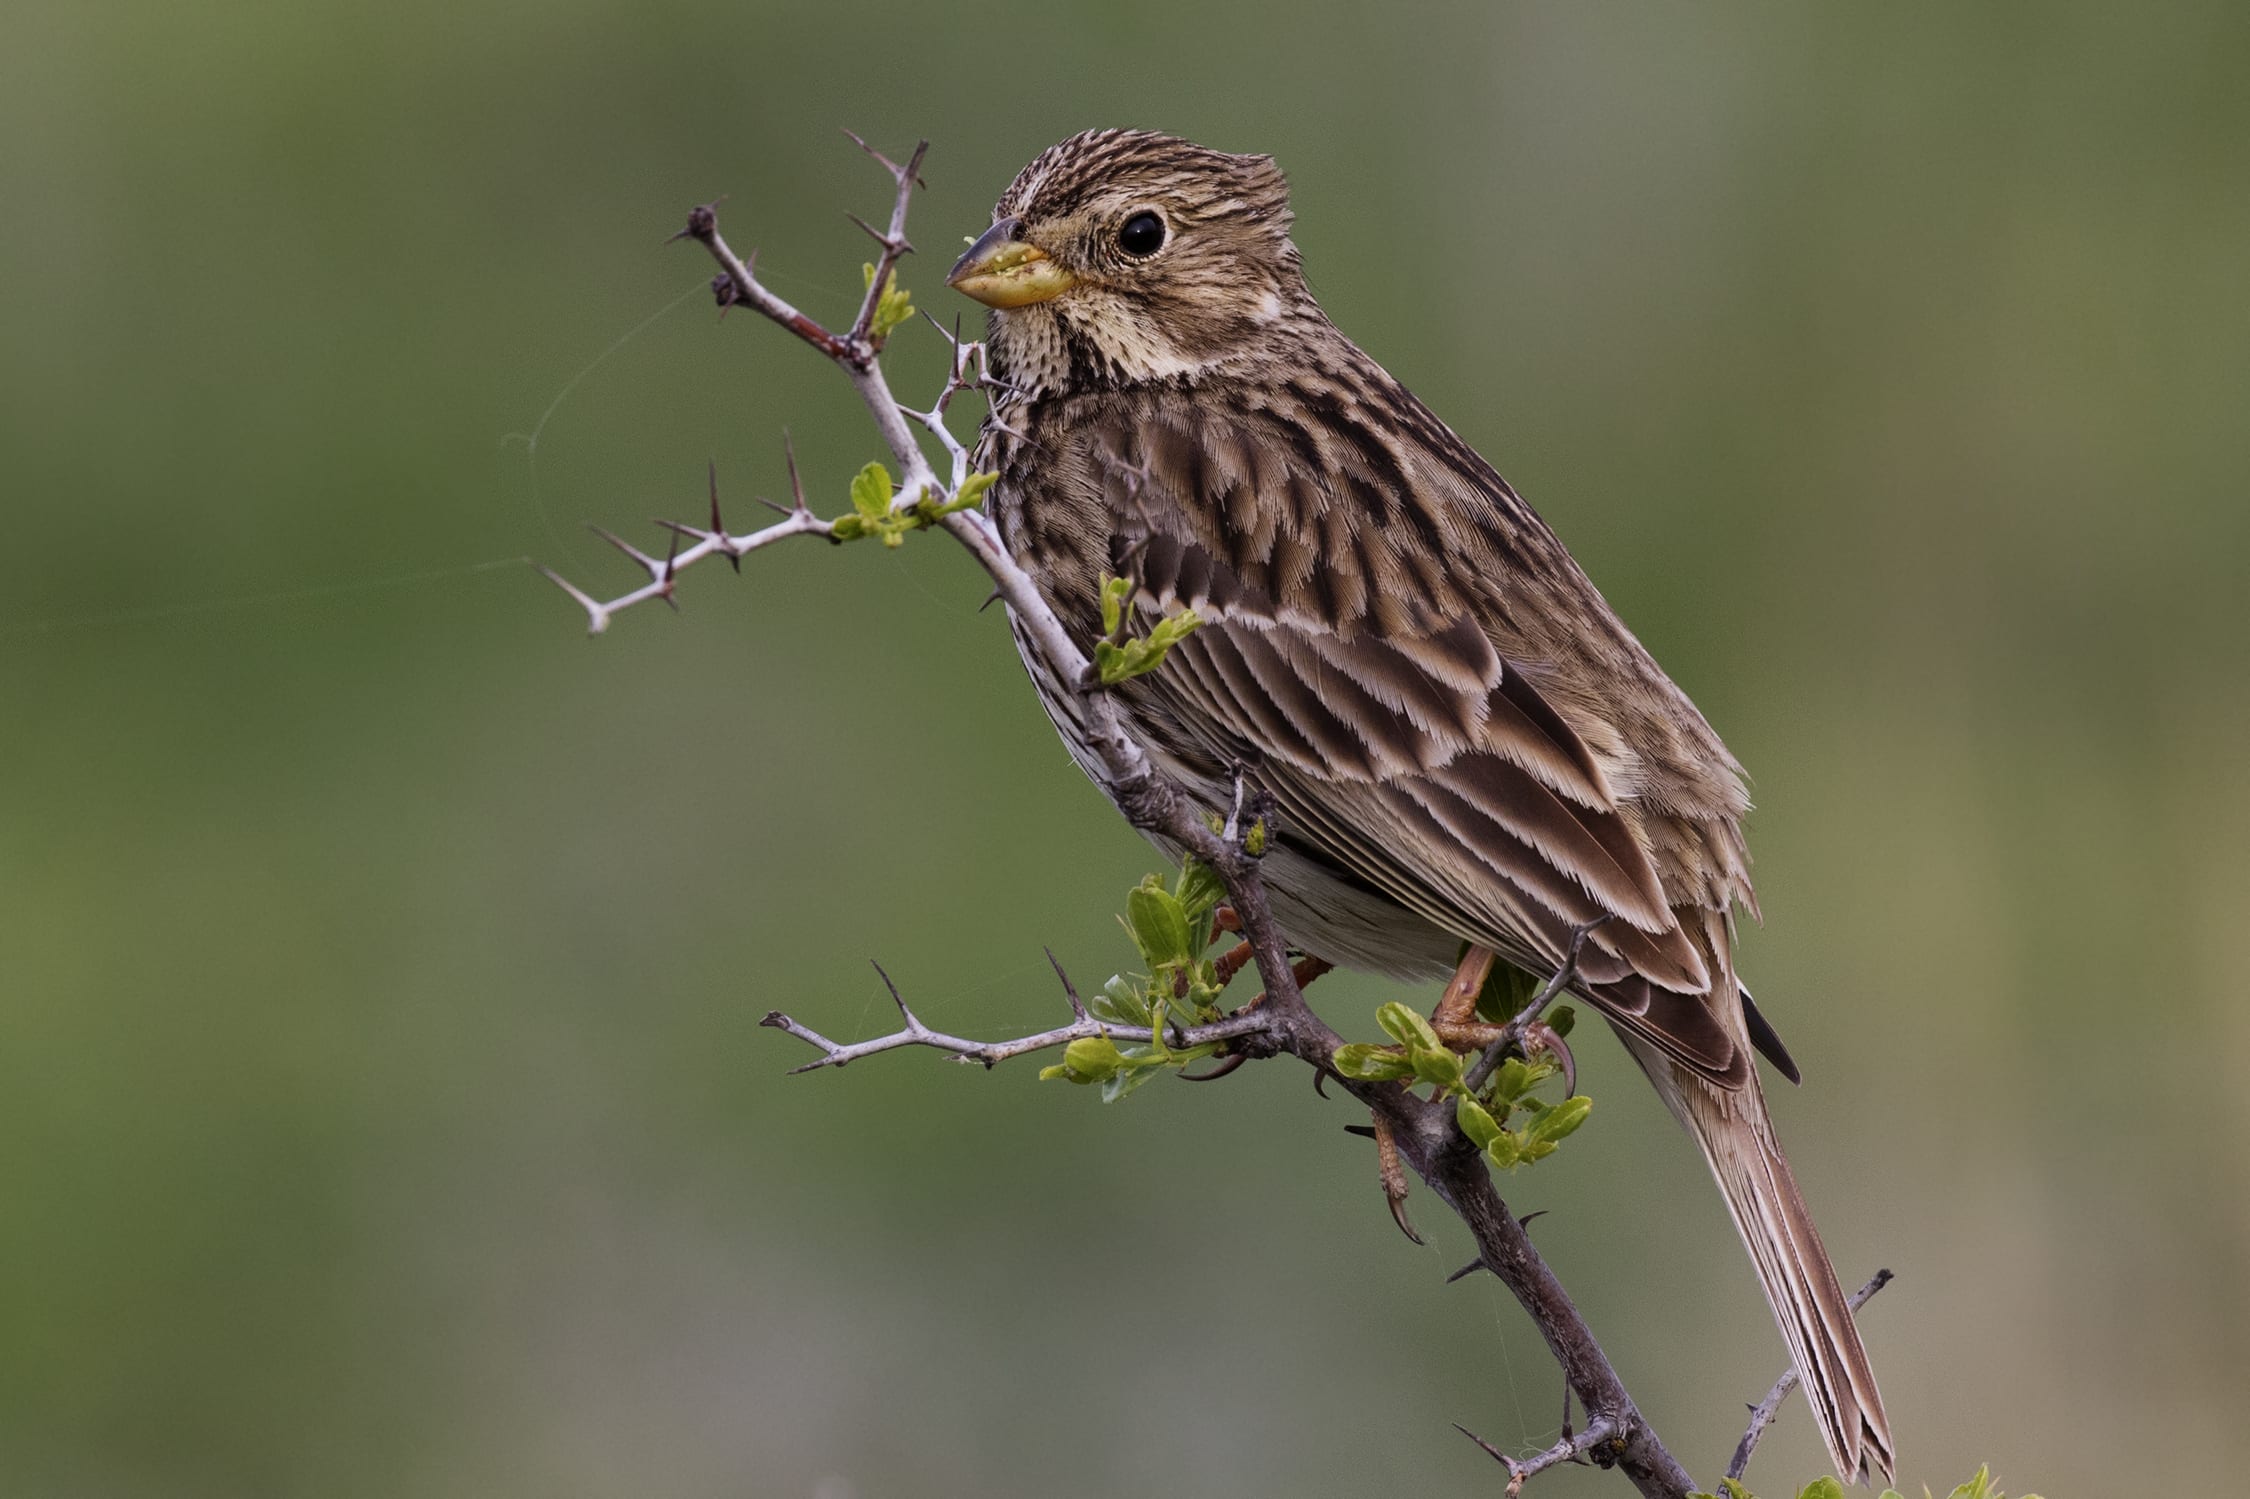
[949,129,1892,1485]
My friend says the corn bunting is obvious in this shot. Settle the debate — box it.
[950,129,1891,1485]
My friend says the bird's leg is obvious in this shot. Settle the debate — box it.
[1372,1110,1423,1244]
[1430,943,1509,1050]
[1283,953,1333,1001]
[1203,904,1256,992]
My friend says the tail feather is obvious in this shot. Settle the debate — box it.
[1623,1034,1895,1485]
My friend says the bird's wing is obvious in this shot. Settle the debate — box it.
[1064,390,1754,1085]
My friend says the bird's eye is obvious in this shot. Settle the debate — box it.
[1116,211,1166,258]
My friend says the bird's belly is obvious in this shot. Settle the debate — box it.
[1256,846,1461,981]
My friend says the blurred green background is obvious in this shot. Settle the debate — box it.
[4,1,2244,1494]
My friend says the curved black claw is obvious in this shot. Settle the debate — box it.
[1388,1193,1425,1246]
[1372,1112,1424,1245]
[1526,1020,1577,1097]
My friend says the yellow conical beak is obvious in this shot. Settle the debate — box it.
[947,218,1076,308]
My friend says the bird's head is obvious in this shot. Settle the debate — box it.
[948,130,1312,395]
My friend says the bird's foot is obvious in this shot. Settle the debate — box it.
[1425,944,1574,1090]
[1431,944,1499,1031]
[1516,1017,1576,1096]
[1372,1110,1423,1244]
[1429,943,1503,1049]
[1210,937,1256,991]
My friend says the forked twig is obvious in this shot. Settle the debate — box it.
[1463,915,1615,1094]
[1726,1268,1896,1484]
[538,467,832,634]
[762,959,1280,1074]
[1459,1414,1622,1497]
[840,132,930,349]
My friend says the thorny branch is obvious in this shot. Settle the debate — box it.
[1728,1269,1896,1485]
[761,955,1277,1074]
[1463,914,1614,1096]
[839,132,927,350]
[543,136,1769,1499]
[537,456,833,634]
[1460,1415,1622,1498]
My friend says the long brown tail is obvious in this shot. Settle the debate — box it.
[1624,1035,1895,1485]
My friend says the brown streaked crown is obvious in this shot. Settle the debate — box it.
[994,129,1294,236]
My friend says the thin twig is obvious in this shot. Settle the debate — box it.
[761,978,1278,1074]
[1463,916,1614,1094]
[1459,1414,1620,1497]
[536,486,831,635]
[1726,1268,1895,1484]
[840,133,930,349]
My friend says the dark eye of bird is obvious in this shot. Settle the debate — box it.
[1116,211,1166,258]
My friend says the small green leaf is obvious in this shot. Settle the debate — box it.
[1090,974,1150,1027]
[1173,857,1228,953]
[915,477,996,526]
[1174,856,1227,923]
[1093,611,1203,685]
[1330,1043,1415,1081]
[1483,1132,1521,1170]
[1546,1003,1576,1038]
[1102,1055,1165,1102]
[1099,573,1132,637]
[1456,1094,1502,1151]
[1063,1036,1127,1078]
[1412,1045,1465,1092]
[1043,1035,1128,1085]
[1525,1095,1592,1146]
[1089,576,1201,685]
[1490,1056,1534,1105]
[1143,608,1201,652]
[952,470,998,510]
[1125,880,1193,968]
[1376,1002,1441,1054]
[1794,1481,1846,1499]
[848,461,892,521]
[861,263,914,343]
